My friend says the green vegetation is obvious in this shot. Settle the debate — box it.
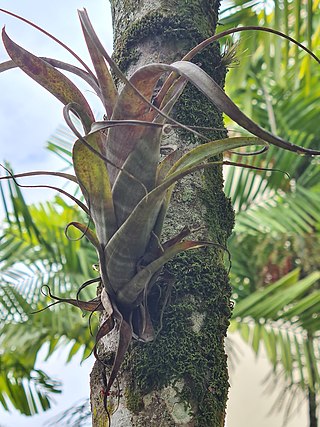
[0,1,319,425]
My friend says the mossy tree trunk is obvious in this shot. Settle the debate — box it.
[90,1,235,426]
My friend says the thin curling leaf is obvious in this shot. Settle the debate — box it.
[2,29,95,131]
[155,25,320,107]
[92,302,132,400]
[78,9,117,118]
[117,240,213,307]
[36,286,103,313]
[104,307,133,397]
[0,169,77,183]
[106,137,262,292]
[73,133,116,245]
[65,221,100,251]
[168,60,320,155]
[0,57,101,96]
[90,119,164,133]
[76,277,101,301]
[167,137,265,176]
[0,163,89,214]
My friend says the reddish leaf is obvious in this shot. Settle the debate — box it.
[79,9,117,118]
[2,29,94,131]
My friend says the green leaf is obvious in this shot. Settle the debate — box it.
[279,291,320,322]
[168,137,265,175]
[240,323,250,343]
[252,322,261,354]
[117,241,211,306]
[106,137,261,291]
[233,269,300,318]
[156,149,184,185]
[294,335,305,389]
[303,338,314,391]
[73,133,116,245]
[262,327,277,367]
[67,341,82,362]
[66,222,100,251]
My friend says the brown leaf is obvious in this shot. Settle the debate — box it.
[2,28,94,131]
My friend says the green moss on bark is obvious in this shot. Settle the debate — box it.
[125,385,144,414]
[111,1,234,425]
[127,251,232,426]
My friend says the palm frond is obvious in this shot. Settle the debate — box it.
[231,270,320,396]
[0,177,99,413]
[220,0,320,90]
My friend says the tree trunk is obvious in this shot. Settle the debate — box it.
[90,1,234,425]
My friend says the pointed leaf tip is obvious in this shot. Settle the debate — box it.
[2,28,95,123]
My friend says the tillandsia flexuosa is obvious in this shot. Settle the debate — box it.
[0,7,320,403]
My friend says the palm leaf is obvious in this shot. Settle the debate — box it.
[231,270,320,395]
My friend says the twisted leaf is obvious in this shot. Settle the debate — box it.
[2,29,94,132]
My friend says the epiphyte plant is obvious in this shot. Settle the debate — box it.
[0,7,319,401]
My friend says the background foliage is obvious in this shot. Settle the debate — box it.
[0,0,319,423]
[220,0,320,423]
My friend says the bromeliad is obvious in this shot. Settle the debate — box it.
[0,8,319,397]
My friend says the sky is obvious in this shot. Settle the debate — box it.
[0,2,310,426]
[0,0,113,211]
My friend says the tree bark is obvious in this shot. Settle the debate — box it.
[90,1,234,426]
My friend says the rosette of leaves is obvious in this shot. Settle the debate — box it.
[0,8,319,395]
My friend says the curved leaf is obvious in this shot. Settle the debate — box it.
[169,60,320,155]
[106,65,167,185]
[2,29,94,131]
[106,137,261,291]
[117,241,212,306]
[65,221,100,251]
[0,57,100,95]
[112,125,163,226]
